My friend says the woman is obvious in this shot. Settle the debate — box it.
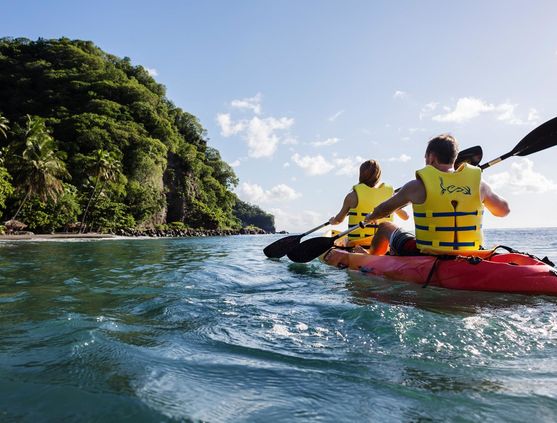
[329,160,408,247]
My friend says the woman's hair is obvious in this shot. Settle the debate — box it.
[359,160,381,187]
[426,134,459,164]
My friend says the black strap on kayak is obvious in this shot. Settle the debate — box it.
[542,256,556,267]
[466,256,482,265]
[422,256,442,288]
[490,245,519,254]
[422,254,471,288]
[490,245,556,267]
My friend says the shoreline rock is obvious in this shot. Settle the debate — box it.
[0,227,284,240]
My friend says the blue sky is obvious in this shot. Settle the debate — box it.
[3,1,557,231]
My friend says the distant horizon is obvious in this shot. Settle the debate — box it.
[285,225,557,235]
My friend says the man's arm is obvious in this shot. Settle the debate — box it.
[481,181,510,217]
[364,180,424,222]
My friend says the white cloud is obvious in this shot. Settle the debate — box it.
[144,67,158,77]
[245,116,294,158]
[229,160,241,168]
[333,156,365,176]
[495,102,526,125]
[528,108,540,122]
[291,153,368,177]
[282,136,299,145]
[433,97,494,123]
[217,113,294,158]
[269,208,323,232]
[283,162,290,167]
[291,153,334,175]
[485,158,557,194]
[328,110,344,122]
[231,93,262,115]
[432,97,536,125]
[420,102,439,120]
[311,137,340,147]
[236,182,301,204]
[393,90,408,99]
[216,113,245,137]
[387,154,412,162]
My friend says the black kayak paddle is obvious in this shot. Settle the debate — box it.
[480,116,557,170]
[263,221,330,258]
[455,145,483,168]
[286,222,366,263]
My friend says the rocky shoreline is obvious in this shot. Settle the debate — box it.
[113,226,275,237]
[0,227,286,240]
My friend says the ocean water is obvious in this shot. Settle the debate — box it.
[0,228,557,422]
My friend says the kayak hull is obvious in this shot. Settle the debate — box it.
[322,249,557,295]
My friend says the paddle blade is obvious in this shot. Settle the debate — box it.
[287,236,335,263]
[263,235,302,258]
[455,145,483,167]
[513,116,557,156]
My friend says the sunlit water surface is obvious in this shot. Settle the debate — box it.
[1,228,557,422]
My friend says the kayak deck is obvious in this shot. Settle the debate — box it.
[322,248,557,295]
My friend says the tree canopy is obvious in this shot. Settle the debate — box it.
[0,37,274,232]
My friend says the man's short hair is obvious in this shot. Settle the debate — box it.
[426,134,459,164]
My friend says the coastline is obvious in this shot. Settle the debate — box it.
[0,227,281,241]
[0,233,118,240]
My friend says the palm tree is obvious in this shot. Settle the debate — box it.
[11,116,69,220]
[80,149,121,232]
[0,114,9,166]
[0,114,8,139]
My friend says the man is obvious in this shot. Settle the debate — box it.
[363,134,509,256]
[329,159,408,247]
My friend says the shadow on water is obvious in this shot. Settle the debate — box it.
[286,262,325,276]
[344,270,555,315]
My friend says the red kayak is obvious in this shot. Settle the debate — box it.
[322,248,557,295]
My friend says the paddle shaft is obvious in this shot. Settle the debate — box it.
[481,145,534,170]
[301,221,330,237]
[332,221,366,240]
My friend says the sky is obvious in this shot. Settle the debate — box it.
[3,0,557,232]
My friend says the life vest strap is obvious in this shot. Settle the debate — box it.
[414,211,479,218]
[416,239,433,246]
[439,241,476,248]
[417,239,478,248]
[435,225,477,232]
[348,233,375,238]
[416,224,477,231]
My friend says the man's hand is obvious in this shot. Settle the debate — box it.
[364,213,375,223]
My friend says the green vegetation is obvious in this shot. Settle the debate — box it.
[0,37,274,233]
[234,199,275,233]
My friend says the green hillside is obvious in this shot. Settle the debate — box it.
[0,37,275,233]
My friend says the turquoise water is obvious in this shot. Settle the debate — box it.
[1,228,557,422]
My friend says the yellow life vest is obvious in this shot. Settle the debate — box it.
[413,164,483,254]
[347,182,394,246]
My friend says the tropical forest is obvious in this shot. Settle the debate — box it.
[0,37,275,234]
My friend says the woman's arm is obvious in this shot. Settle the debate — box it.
[329,191,357,224]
